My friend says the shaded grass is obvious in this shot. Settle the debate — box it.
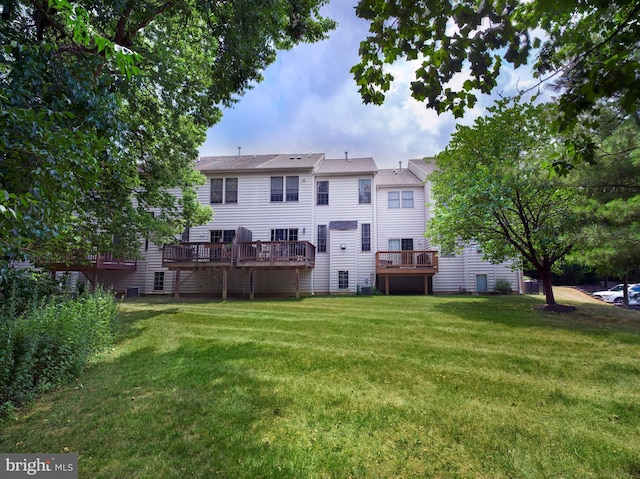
[1,292,639,478]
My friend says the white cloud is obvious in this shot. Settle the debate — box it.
[199,0,541,169]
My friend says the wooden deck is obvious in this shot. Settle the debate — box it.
[41,253,137,272]
[376,250,438,295]
[163,241,316,300]
[162,241,316,270]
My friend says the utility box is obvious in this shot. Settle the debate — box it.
[126,287,140,298]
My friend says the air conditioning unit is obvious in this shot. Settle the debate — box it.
[126,287,140,298]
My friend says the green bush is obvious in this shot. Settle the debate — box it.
[0,289,118,416]
[494,279,513,295]
[0,267,65,317]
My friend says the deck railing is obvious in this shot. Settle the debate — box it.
[376,250,438,272]
[163,241,315,267]
[38,252,137,271]
[163,242,233,265]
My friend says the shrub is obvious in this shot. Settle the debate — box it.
[0,288,118,416]
[0,267,65,317]
[494,279,513,295]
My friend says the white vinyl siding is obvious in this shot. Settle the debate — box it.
[376,185,427,253]
[313,174,375,294]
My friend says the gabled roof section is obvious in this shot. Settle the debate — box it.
[196,153,325,173]
[315,157,378,176]
[408,158,437,181]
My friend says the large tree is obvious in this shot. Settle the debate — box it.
[1,0,334,261]
[426,100,577,306]
[567,119,640,303]
[352,0,640,163]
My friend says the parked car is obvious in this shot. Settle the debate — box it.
[597,284,640,304]
[592,284,626,301]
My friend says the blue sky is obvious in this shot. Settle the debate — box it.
[199,1,540,170]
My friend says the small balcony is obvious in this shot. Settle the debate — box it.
[163,241,316,270]
[376,250,438,275]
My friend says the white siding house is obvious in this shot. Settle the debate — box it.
[43,153,522,297]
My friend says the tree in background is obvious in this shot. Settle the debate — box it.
[1,0,334,261]
[352,0,640,166]
[567,119,640,303]
[426,101,577,306]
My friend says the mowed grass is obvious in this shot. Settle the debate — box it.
[1,289,640,478]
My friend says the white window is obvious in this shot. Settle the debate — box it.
[153,272,165,291]
[388,191,400,208]
[271,228,298,241]
[317,180,329,205]
[271,176,299,202]
[211,178,238,204]
[338,271,349,290]
[359,179,371,204]
[402,191,414,208]
[317,225,327,253]
[361,224,371,252]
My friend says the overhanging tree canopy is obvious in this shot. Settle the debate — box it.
[567,118,640,302]
[1,0,335,261]
[352,0,640,158]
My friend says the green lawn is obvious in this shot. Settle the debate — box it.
[2,291,640,478]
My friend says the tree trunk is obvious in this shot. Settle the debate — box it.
[539,266,556,305]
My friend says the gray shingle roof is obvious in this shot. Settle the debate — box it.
[196,153,324,172]
[315,157,378,175]
[376,168,422,186]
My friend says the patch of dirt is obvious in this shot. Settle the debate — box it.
[533,303,577,313]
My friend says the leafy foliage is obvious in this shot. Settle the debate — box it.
[426,100,577,304]
[0,267,64,317]
[1,0,335,261]
[494,279,512,295]
[567,119,640,291]
[352,0,640,160]
[0,286,118,416]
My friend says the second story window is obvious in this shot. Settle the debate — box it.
[286,176,299,201]
[317,225,327,253]
[271,177,283,202]
[402,191,414,208]
[211,178,238,204]
[388,191,400,208]
[317,180,329,205]
[359,179,371,204]
[225,178,238,203]
[271,176,299,202]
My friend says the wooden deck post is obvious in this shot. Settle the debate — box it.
[174,270,181,299]
[222,269,228,300]
[295,268,300,299]
[424,275,429,295]
[385,275,389,295]
[249,269,254,300]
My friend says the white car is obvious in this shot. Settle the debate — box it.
[605,284,640,304]
[593,284,640,303]
[592,284,626,301]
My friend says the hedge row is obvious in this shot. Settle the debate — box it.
[0,289,118,416]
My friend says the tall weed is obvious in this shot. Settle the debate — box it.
[0,289,118,416]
